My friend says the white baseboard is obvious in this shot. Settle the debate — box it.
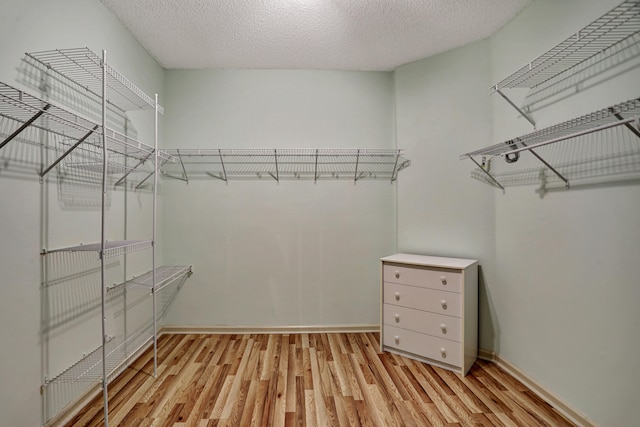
[478,348,595,427]
[159,324,379,335]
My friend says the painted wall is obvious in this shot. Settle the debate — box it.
[0,1,165,425]
[394,39,498,349]
[160,70,397,327]
[490,0,640,425]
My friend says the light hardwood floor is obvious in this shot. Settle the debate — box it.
[66,333,575,426]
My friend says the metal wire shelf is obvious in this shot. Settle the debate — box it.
[0,82,173,180]
[491,0,640,94]
[26,47,164,114]
[161,148,410,183]
[115,265,193,292]
[460,97,640,190]
[43,240,153,258]
[43,331,153,387]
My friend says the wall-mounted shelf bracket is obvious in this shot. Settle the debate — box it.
[176,149,189,183]
[39,125,100,180]
[496,89,536,128]
[612,111,640,139]
[113,151,154,187]
[134,170,155,190]
[206,171,226,181]
[519,140,570,188]
[467,154,505,193]
[273,149,280,183]
[0,104,51,150]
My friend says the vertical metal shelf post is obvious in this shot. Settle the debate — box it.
[100,49,110,427]
[152,94,158,377]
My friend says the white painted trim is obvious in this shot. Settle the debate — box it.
[159,324,380,335]
[478,348,595,427]
[477,348,496,361]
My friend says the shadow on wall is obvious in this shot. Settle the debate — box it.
[477,264,499,355]
[522,32,640,113]
[468,34,640,196]
[39,250,188,423]
[0,55,157,212]
[473,125,640,196]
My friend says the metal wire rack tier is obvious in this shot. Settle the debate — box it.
[26,47,164,114]
[162,148,410,183]
[460,97,640,190]
[490,0,640,94]
[43,240,153,258]
[43,331,154,387]
[120,265,193,292]
[0,82,173,180]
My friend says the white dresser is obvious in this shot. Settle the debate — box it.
[380,254,478,375]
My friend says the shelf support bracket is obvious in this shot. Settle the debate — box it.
[612,112,640,139]
[354,149,360,183]
[314,149,319,183]
[206,172,226,181]
[0,104,51,150]
[468,155,505,193]
[114,150,154,187]
[134,170,155,190]
[273,149,279,183]
[176,149,189,183]
[518,141,570,189]
[217,149,227,182]
[39,125,99,178]
[497,89,536,128]
[390,151,400,183]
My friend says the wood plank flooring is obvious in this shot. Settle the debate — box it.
[66,333,575,426]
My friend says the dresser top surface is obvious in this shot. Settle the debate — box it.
[380,253,477,269]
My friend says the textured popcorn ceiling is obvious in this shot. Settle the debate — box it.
[100,0,531,71]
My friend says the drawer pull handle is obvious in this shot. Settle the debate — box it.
[395,314,400,322]
[395,292,400,301]
[440,300,447,310]
[395,270,400,279]
[440,324,447,334]
[394,336,400,344]
[440,348,447,358]
[440,276,447,285]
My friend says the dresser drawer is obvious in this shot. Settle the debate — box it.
[383,304,461,342]
[383,282,462,318]
[383,264,462,293]
[383,325,462,368]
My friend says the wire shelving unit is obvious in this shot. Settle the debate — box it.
[42,331,152,387]
[461,98,640,190]
[462,0,640,191]
[162,148,410,183]
[491,0,640,94]
[0,82,174,185]
[124,265,193,292]
[0,47,194,426]
[42,240,153,258]
[26,47,164,114]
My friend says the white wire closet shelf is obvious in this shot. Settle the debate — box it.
[0,82,173,180]
[25,47,165,114]
[43,240,153,258]
[490,0,640,94]
[161,148,410,183]
[43,331,153,387]
[122,265,192,292]
[460,97,640,190]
